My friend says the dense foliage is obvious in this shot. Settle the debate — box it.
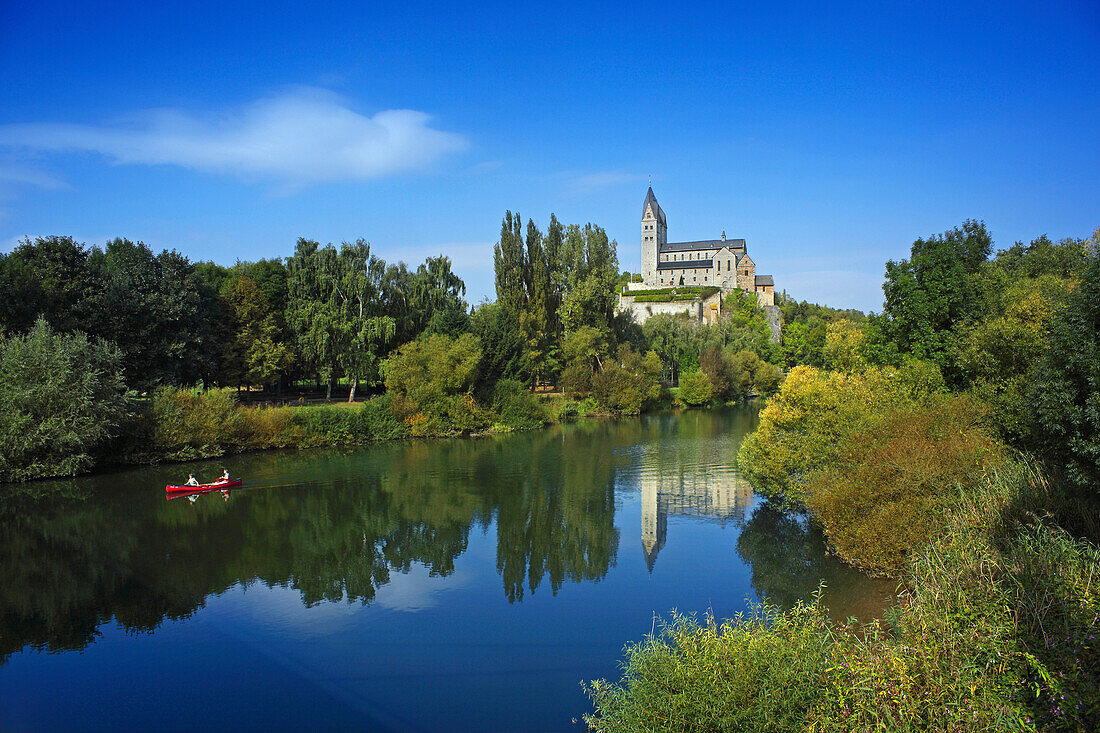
[0,319,129,481]
[591,221,1100,731]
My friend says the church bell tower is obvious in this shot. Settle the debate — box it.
[641,187,666,285]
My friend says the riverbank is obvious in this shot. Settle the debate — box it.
[3,383,755,484]
[585,364,1100,731]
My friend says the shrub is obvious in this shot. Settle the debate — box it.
[677,369,713,406]
[361,395,409,440]
[289,403,362,445]
[151,387,247,459]
[0,319,129,481]
[588,462,1100,732]
[737,363,944,506]
[383,332,482,410]
[592,345,662,414]
[555,400,581,421]
[560,362,594,397]
[585,602,839,732]
[492,379,546,430]
[806,396,1003,575]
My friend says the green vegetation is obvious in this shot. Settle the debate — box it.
[589,223,1100,731]
[625,286,721,302]
[0,319,129,481]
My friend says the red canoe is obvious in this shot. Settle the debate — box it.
[165,478,242,494]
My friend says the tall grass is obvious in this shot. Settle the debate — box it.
[585,461,1100,732]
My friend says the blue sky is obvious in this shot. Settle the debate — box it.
[1,0,1097,312]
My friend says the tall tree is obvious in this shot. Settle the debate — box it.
[336,240,396,401]
[0,236,96,334]
[287,239,343,398]
[410,255,468,336]
[881,220,991,373]
[85,239,211,390]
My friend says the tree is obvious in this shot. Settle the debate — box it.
[383,332,482,409]
[678,369,713,406]
[0,236,96,335]
[468,301,526,394]
[821,319,866,373]
[699,346,734,401]
[410,255,468,336]
[85,239,213,390]
[286,239,344,399]
[881,220,991,373]
[641,314,694,386]
[336,241,396,401]
[591,345,662,414]
[0,319,129,481]
[560,223,620,338]
[1030,233,1100,492]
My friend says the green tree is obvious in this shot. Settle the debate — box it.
[468,301,526,394]
[0,319,129,481]
[336,240,397,401]
[409,255,468,337]
[0,236,96,335]
[1031,234,1100,492]
[86,239,214,390]
[286,239,344,399]
[881,220,991,372]
[678,369,713,406]
[383,332,482,409]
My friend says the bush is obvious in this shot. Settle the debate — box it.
[806,396,1003,575]
[677,369,713,406]
[152,387,247,459]
[585,604,836,732]
[592,346,662,414]
[383,332,482,410]
[0,319,129,481]
[588,462,1100,732]
[737,363,945,506]
[361,394,409,440]
[492,379,546,430]
[554,399,580,421]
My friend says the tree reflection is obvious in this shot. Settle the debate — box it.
[0,423,622,661]
[736,501,896,621]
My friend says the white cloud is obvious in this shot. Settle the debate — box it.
[0,87,469,186]
[0,164,68,190]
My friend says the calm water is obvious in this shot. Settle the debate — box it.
[0,406,893,732]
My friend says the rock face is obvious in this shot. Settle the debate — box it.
[764,305,783,344]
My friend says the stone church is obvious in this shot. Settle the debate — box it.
[621,188,781,338]
[638,187,775,305]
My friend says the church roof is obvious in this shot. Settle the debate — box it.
[755,275,774,286]
[657,259,713,270]
[642,187,667,225]
[660,238,745,253]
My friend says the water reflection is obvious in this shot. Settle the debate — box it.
[0,424,628,663]
[0,407,891,673]
[638,413,755,571]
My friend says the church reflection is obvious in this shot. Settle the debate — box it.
[640,453,753,571]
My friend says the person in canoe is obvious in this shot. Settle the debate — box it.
[185,474,199,486]
[218,469,230,483]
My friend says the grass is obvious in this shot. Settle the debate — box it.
[585,460,1100,732]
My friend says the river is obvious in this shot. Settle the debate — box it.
[0,405,893,732]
